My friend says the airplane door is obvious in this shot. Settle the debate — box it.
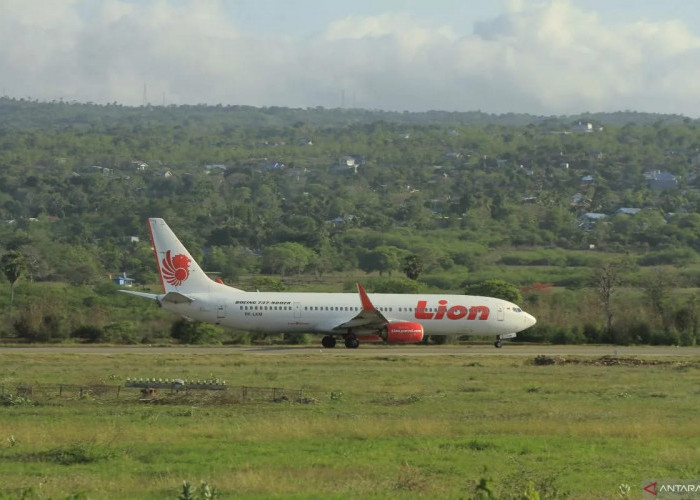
[293,302,302,318]
[217,305,226,319]
[497,305,504,321]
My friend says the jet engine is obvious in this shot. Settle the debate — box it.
[383,322,424,343]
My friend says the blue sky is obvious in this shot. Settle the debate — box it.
[3,0,700,116]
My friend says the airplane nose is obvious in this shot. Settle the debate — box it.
[524,312,537,328]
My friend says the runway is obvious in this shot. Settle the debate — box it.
[1,344,698,357]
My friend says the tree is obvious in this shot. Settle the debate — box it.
[261,242,317,276]
[1,251,27,311]
[464,279,523,304]
[358,246,402,276]
[590,259,627,338]
[362,277,426,294]
[403,254,424,280]
[644,268,673,338]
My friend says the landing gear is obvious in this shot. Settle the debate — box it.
[322,335,337,348]
[494,332,516,348]
[344,335,360,349]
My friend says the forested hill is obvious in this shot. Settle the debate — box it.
[2,98,700,346]
[0,97,691,130]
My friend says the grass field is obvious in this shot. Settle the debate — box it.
[1,347,699,499]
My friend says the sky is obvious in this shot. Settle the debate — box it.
[2,0,700,116]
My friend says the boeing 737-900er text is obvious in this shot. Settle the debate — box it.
[120,218,537,348]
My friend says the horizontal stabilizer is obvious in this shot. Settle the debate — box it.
[161,291,194,304]
[118,290,159,300]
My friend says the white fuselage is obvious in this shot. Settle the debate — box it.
[160,290,536,338]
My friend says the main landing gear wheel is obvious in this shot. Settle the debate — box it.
[344,335,360,349]
[494,339,503,348]
[321,335,336,348]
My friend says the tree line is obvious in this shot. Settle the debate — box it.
[1,100,700,345]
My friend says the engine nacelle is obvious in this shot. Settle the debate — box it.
[384,322,424,343]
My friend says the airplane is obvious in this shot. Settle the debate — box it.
[120,218,536,348]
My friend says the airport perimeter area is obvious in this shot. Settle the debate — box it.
[1,345,698,498]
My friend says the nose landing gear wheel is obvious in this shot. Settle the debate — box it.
[494,339,503,348]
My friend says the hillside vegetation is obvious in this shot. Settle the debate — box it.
[1,98,700,345]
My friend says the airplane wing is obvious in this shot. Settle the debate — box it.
[332,283,389,332]
[118,290,193,304]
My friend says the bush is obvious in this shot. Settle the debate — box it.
[103,321,137,344]
[582,323,603,343]
[71,325,106,343]
[499,249,567,267]
[171,320,224,344]
[13,305,70,342]
[178,480,221,500]
[283,333,311,345]
[421,273,465,290]
[625,321,651,344]
[636,247,699,266]
[550,326,586,344]
[251,276,286,291]
[359,277,427,294]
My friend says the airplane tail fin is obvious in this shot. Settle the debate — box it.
[147,218,240,294]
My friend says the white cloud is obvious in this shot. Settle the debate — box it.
[2,0,700,115]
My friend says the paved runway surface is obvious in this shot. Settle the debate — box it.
[1,344,698,357]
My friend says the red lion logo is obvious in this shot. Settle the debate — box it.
[161,251,191,286]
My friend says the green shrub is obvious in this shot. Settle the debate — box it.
[550,326,586,345]
[71,325,106,343]
[637,247,699,266]
[103,321,137,344]
[358,277,427,294]
[171,320,224,344]
[283,333,311,345]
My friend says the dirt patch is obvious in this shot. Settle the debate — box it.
[532,354,687,366]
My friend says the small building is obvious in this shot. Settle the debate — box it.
[616,208,641,215]
[579,212,607,230]
[646,171,679,190]
[571,193,584,204]
[328,215,357,227]
[204,164,227,174]
[572,121,593,132]
[259,162,285,172]
[330,157,360,174]
[112,272,135,287]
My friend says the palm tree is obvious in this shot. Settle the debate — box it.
[1,251,27,312]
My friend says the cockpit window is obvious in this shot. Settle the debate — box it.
[513,307,522,312]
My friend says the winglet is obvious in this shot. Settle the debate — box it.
[357,283,377,312]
